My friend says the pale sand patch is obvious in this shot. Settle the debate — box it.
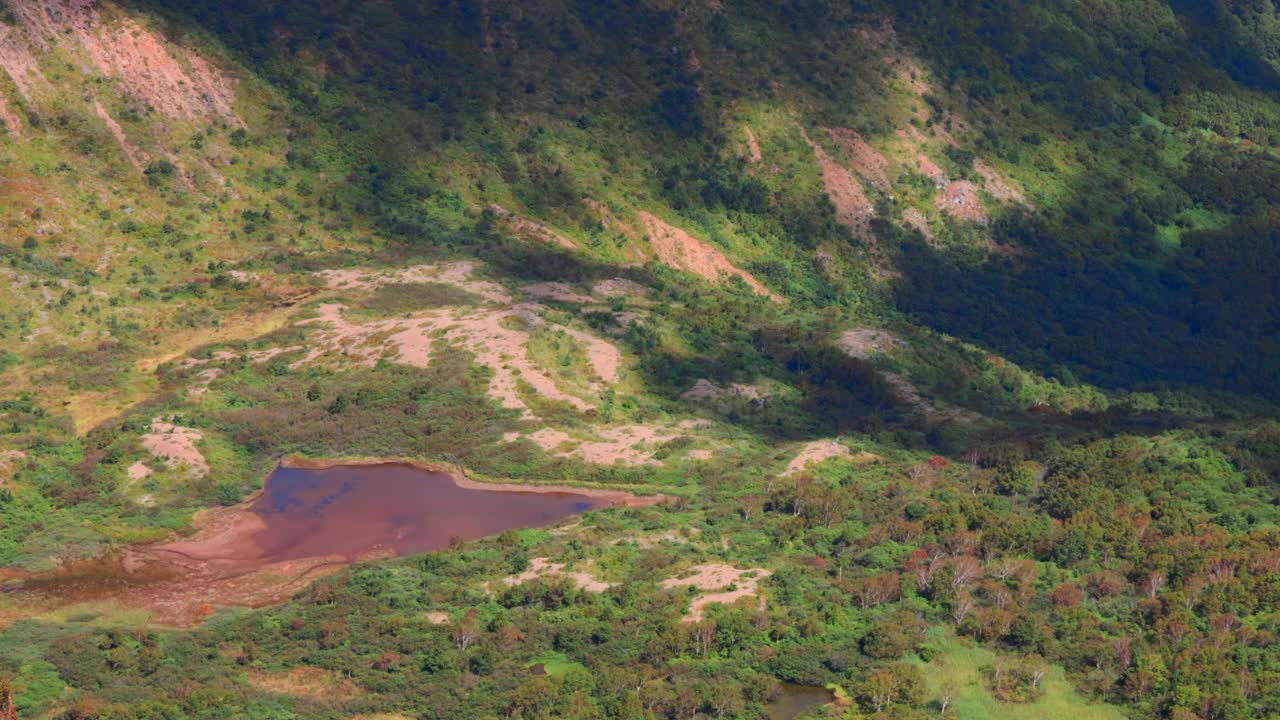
[802,128,874,240]
[783,439,851,477]
[316,261,511,304]
[490,205,576,249]
[835,331,983,424]
[592,277,648,298]
[662,564,773,622]
[838,328,904,360]
[974,160,1027,204]
[559,326,622,383]
[0,450,25,486]
[902,208,934,242]
[916,153,947,183]
[639,211,780,301]
[681,379,768,402]
[426,611,450,625]
[21,0,242,124]
[522,424,679,466]
[92,98,146,172]
[743,124,763,162]
[687,449,714,461]
[826,127,890,190]
[503,557,613,593]
[188,367,222,398]
[142,419,208,476]
[296,303,594,415]
[126,461,152,481]
[523,282,593,304]
[583,199,638,240]
[0,22,48,103]
[935,179,986,222]
[0,94,21,137]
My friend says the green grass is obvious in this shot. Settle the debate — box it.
[911,632,1127,720]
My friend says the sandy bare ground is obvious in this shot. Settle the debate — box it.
[681,378,769,403]
[782,439,851,477]
[583,199,638,240]
[0,450,25,487]
[502,557,612,593]
[935,179,986,223]
[639,211,780,301]
[317,260,511,304]
[974,160,1027,204]
[522,281,593,304]
[593,277,648,298]
[836,330,983,424]
[141,418,208,476]
[743,124,763,162]
[662,564,773,622]
[7,0,239,123]
[514,423,682,466]
[901,208,934,242]
[826,127,891,190]
[916,153,947,183]
[802,128,874,240]
[838,328,904,360]
[126,460,152,480]
[490,205,576,249]
[295,303,597,416]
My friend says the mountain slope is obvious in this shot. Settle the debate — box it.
[0,1,1279,719]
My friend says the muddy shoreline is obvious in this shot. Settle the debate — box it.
[2,458,663,627]
[278,454,671,507]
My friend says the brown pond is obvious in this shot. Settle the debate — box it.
[768,684,833,720]
[2,462,642,626]
[248,463,605,561]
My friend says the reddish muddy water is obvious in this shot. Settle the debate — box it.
[249,463,603,561]
[2,462,630,626]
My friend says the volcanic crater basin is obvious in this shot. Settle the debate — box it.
[2,461,655,626]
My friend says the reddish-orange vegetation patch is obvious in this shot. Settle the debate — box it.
[826,127,890,190]
[639,211,780,300]
[662,564,773,622]
[802,128,874,240]
[935,179,986,222]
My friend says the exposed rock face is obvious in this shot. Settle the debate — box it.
[640,211,780,300]
[1,0,241,124]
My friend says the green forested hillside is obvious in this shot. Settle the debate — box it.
[0,0,1279,718]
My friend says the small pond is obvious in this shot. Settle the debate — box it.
[768,684,833,720]
[251,463,605,561]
